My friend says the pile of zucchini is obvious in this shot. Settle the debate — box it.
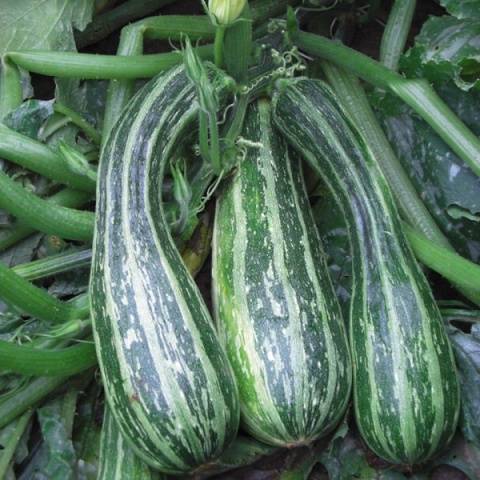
[1,0,479,478]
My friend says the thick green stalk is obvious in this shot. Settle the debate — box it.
[379,0,416,71]
[0,188,92,252]
[214,24,227,68]
[6,46,214,80]
[0,412,32,478]
[223,9,253,82]
[0,170,94,241]
[0,374,89,429]
[12,249,92,281]
[102,24,145,141]
[0,260,80,322]
[102,16,216,140]
[74,0,177,48]
[0,340,96,376]
[0,57,22,119]
[292,28,480,177]
[54,103,101,145]
[75,0,293,48]
[404,224,480,301]
[0,123,96,192]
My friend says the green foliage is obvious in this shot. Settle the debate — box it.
[372,83,480,263]
[401,15,480,91]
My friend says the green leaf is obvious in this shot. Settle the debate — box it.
[401,15,480,91]
[439,0,480,20]
[447,322,480,447]
[3,100,54,140]
[21,393,78,480]
[372,83,480,263]
[0,0,94,55]
[433,434,480,480]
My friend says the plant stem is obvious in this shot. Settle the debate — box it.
[0,259,81,323]
[0,170,94,242]
[12,249,92,281]
[54,103,101,145]
[214,24,226,68]
[0,123,96,192]
[379,0,416,71]
[0,411,32,479]
[74,0,177,49]
[0,340,96,376]
[0,373,91,429]
[0,57,22,119]
[223,10,253,82]
[0,188,92,252]
[7,46,214,80]
[292,29,480,177]
[404,223,480,302]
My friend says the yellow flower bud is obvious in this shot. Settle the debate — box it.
[208,0,247,25]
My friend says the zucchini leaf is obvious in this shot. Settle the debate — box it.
[371,83,480,263]
[0,0,94,55]
[438,0,480,20]
[3,100,54,140]
[446,320,480,447]
[400,15,480,91]
[20,392,78,480]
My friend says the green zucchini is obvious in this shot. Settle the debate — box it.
[272,78,460,464]
[212,100,351,447]
[90,65,239,474]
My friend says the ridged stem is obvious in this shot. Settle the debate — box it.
[54,102,101,145]
[0,57,22,119]
[6,46,214,80]
[0,340,96,376]
[0,170,94,242]
[0,412,32,478]
[0,372,92,429]
[0,188,92,252]
[292,29,480,177]
[0,123,96,192]
[404,224,480,301]
[379,0,416,71]
[12,249,92,281]
[74,0,177,48]
[0,260,81,323]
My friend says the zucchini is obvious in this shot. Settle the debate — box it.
[272,78,460,464]
[90,65,239,474]
[212,100,351,446]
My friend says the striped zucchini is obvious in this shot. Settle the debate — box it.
[272,78,460,464]
[212,100,351,447]
[90,65,239,474]
[98,406,165,480]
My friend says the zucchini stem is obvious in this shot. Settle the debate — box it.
[0,170,94,242]
[379,0,416,71]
